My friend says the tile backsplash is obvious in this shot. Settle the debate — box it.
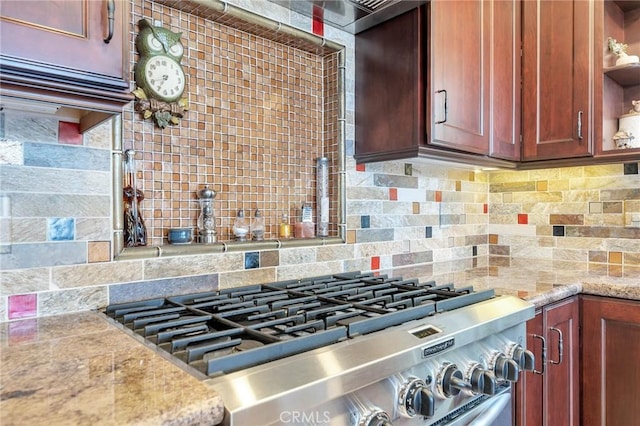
[1,0,640,321]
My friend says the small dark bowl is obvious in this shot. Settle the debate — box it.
[168,228,193,244]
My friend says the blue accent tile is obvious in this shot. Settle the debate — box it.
[245,251,260,269]
[425,226,432,238]
[553,225,565,237]
[24,142,110,171]
[48,218,74,241]
[361,215,370,229]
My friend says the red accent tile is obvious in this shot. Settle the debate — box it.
[355,163,366,172]
[435,191,442,202]
[389,188,398,201]
[518,213,528,224]
[8,294,37,320]
[312,5,324,36]
[58,121,83,145]
[483,203,488,214]
[371,256,380,270]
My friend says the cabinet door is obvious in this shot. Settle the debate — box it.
[430,0,490,154]
[489,0,521,160]
[355,7,424,160]
[522,0,592,160]
[582,296,640,426]
[515,309,544,426]
[544,296,579,426]
[0,0,129,94]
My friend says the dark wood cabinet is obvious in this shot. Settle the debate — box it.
[430,0,521,159]
[355,0,519,166]
[581,295,640,425]
[355,6,425,161]
[515,296,580,425]
[0,0,131,111]
[521,0,593,161]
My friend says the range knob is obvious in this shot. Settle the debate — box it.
[466,363,497,395]
[509,343,536,372]
[492,352,519,382]
[398,377,435,418]
[359,410,392,426]
[437,362,469,398]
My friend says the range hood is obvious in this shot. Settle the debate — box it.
[267,0,427,34]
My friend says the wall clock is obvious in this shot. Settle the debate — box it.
[133,19,188,128]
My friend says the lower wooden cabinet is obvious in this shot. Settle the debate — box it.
[581,295,640,425]
[515,296,580,425]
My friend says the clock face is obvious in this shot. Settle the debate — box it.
[142,56,185,102]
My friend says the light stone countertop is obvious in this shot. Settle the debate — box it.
[0,311,224,426]
[1,260,638,426]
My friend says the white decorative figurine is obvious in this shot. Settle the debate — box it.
[608,37,639,66]
[614,99,640,149]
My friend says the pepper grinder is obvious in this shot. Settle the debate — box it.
[197,186,217,243]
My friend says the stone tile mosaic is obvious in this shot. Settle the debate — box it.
[0,242,86,270]
[0,141,23,165]
[109,274,219,304]
[392,250,433,267]
[316,244,354,262]
[260,250,279,267]
[38,286,108,317]
[2,113,57,143]
[8,194,110,218]
[143,252,243,280]
[219,268,278,289]
[84,119,112,149]
[356,228,394,243]
[52,261,142,288]
[88,241,111,263]
[75,218,112,241]
[0,268,50,296]
[0,165,111,195]
[24,142,110,171]
[373,174,419,189]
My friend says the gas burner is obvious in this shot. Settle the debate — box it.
[104,271,495,376]
[103,271,535,426]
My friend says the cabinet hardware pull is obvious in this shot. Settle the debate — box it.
[577,110,583,141]
[435,89,447,124]
[104,0,115,44]
[532,334,546,375]
[549,327,564,365]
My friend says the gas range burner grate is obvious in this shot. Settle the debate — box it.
[103,271,494,376]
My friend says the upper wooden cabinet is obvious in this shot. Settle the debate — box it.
[430,0,521,160]
[355,0,519,167]
[0,0,131,111]
[521,0,593,161]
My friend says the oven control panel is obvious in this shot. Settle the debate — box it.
[343,322,534,426]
